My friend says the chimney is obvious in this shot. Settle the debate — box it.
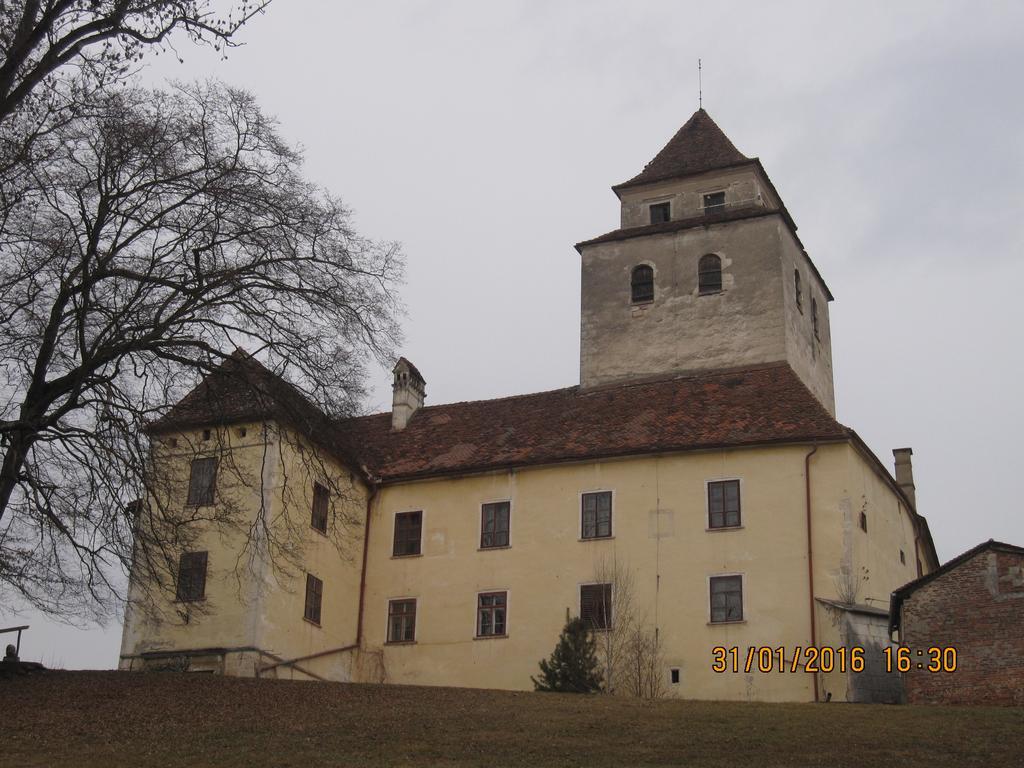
[893,448,916,509]
[391,357,425,431]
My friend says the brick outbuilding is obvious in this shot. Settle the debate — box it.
[890,540,1024,705]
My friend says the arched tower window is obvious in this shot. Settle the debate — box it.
[794,270,803,312]
[631,264,654,303]
[698,254,722,295]
[811,298,820,339]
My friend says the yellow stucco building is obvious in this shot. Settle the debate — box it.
[119,109,938,702]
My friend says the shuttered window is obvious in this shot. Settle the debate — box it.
[304,573,323,624]
[710,575,743,623]
[580,583,612,630]
[708,480,741,529]
[698,254,722,294]
[387,599,417,643]
[477,592,507,637]
[631,265,654,303]
[176,551,208,602]
[480,502,510,548]
[311,482,329,534]
[581,491,612,539]
[393,511,422,556]
[186,457,217,506]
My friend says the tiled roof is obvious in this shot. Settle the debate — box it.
[147,350,366,474]
[613,109,750,192]
[341,363,847,482]
[152,356,848,484]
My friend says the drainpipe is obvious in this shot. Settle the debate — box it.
[805,444,819,703]
[356,478,378,647]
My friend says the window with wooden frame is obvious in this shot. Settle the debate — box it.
[630,264,654,304]
[794,270,803,312]
[393,511,422,556]
[304,573,323,625]
[476,591,507,637]
[581,491,612,539]
[649,201,670,224]
[186,457,217,506]
[698,254,722,294]
[703,191,726,213]
[176,551,208,602]
[580,583,612,630]
[387,598,417,643]
[310,482,329,534]
[480,502,510,549]
[710,575,743,623]
[707,479,741,529]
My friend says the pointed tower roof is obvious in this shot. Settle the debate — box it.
[613,108,750,193]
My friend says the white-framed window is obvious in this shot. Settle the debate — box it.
[387,597,417,643]
[580,490,613,539]
[476,590,508,637]
[706,478,742,529]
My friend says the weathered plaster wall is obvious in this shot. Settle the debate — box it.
[119,421,368,681]
[617,165,777,229]
[579,216,789,389]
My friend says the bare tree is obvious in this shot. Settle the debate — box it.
[0,79,402,617]
[0,1,270,125]
[589,555,666,699]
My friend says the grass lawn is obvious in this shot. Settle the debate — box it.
[2,671,1022,767]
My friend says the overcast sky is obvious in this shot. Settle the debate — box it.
[4,0,1022,669]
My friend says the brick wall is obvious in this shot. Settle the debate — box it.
[901,549,1024,705]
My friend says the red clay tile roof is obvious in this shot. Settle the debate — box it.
[151,356,847,484]
[613,109,750,193]
[340,363,847,482]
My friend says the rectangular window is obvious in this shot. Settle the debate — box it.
[311,482,329,534]
[581,491,612,539]
[580,583,612,630]
[480,502,510,548]
[703,191,726,213]
[186,457,217,506]
[304,573,323,625]
[393,511,422,556]
[710,575,743,623]
[387,599,417,643]
[176,551,208,602]
[477,591,508,637]
[649,202,670,224]
[708,479,741,529]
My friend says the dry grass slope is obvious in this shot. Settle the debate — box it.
[2,672,1022,767]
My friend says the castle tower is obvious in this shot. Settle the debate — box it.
[575,109,836,415]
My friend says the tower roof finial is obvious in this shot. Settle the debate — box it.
[698,58,702,110]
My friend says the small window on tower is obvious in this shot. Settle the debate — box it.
[859,511,868,532]
[630,265,654,304]
[794,270,803,313]
[703,191,726,213]
[812,298,820,340]
[698,254,722,295]
[649,202,671,224]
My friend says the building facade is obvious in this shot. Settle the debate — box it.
[120,110,938,702]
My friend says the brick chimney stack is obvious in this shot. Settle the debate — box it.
[893,448,916,509]
[391,357,425,431]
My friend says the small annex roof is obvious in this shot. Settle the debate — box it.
[341,362,847,483]
[889,539,1024,633]
[613,108,751,194]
